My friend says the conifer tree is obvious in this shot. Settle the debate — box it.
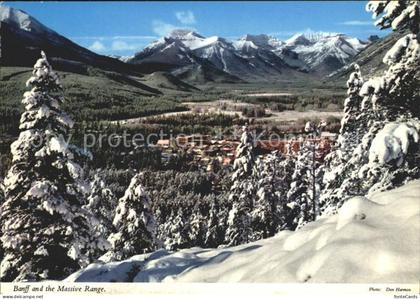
[107,173,156,261]
[189,203,207,247]
[357,0,420,194]
[321,0,420,214]
[85,171,116,236]
[251,151,287,240]
[164,207,190,251]
[225,126,256,246]
[204,196,228,248]
[225,202,252,246]
[320,65,365,212]
[230,126,256,185]
[286,122,324,229]
[0,52,105,281]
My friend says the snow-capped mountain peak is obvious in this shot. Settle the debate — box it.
[233,39,258,51]
[147,29,230,51]
[237,34,285,50]
[0,6,51,34]
[282,31,368,73]
[165,29,204,40]
[286,31,340,45]
[285,33,313,46]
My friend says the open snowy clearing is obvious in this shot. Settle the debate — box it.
[111,109,343,125]
[111,98,343,126]
[66,180,420,283]
[259,110,343,122]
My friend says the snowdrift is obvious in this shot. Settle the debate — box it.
[66,180,420,283]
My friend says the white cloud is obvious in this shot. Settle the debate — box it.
[112,41,131,51]
[89,41,106,52]
[152,20,177,36]
[341,20,373,26]
[175,10,196,25]
[111,40,140,51]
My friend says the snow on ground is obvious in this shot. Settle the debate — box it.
[65,180,420,283]
[110,97,343,126]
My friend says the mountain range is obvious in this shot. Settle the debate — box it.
[127,29,370,82]
[1,6,394,90]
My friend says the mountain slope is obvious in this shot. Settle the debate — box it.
[0,6,135,74]
[172,61,243,84]
[66,180,420,283]
[329,31,405,81]
[0,6,200,95]
[140,71,200,92]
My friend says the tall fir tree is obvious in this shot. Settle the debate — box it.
[189,203,207,247]
[286,122,324,229]
[85,171,116,236]
[280,141,298,229]
[204,195,228,248]
[320,65,365,213]
[225,126,256,246]
[106,173,156,261]
[251,151,290,240]
[164,207,191,251]
[0,52,105,281]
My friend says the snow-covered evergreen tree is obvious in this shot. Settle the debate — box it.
[231,126,256,185]
[365,1,419,119]
[278,141,297,229]
[189,203,207,247]
[164,207,190,251]
[251,151,290,240]
[204,196,228,248]
[338,64,365,155]
[320,65,365,212]
[321,0,420,214]
[225,126,256,246]
[356,1,420,191]
[367,0,419,37]
[225,202,252,246]
[0,52,106,281]
[286,122,324,229]
[107,173,156,261]
[85,172,116,235]
[357,1,420,193]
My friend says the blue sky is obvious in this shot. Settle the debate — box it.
[5,1,388,56]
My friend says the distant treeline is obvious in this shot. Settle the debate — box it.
[233,94,346,112]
